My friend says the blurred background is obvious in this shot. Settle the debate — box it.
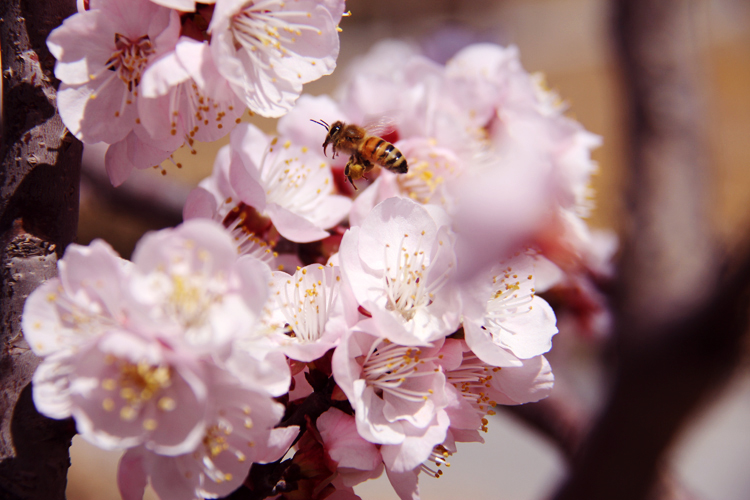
[69,0,750,499]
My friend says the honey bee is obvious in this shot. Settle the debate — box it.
[311,119,408,190]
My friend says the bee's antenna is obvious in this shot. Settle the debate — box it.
[310,119,330,131]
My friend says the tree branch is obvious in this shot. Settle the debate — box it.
[0,1,81,498]
[552,2,750,499]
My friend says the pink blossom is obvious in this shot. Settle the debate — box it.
[34,331,208,454]
[374,339,553,500]
[227,123,351,243]
[461,253,558,365]
[183,146,284,267]
[48,0,180,144]
[118,366,298,500]
[22,239,132,356]
[339,197,459,346]
[24,220,295,484]
[127,219,272,356]
[137,37,246,155]
[208,0,345,117]
[264,263,347,362]
[332,329,449,462]
[316,407,383,487]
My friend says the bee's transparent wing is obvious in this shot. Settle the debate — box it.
[362,115,398,137]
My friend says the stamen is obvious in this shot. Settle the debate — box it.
[361,339,440,402]
[272,266,340,344]
[382,232,451,322]
[444,352,495,432]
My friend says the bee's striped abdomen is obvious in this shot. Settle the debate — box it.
[363,136,408,174]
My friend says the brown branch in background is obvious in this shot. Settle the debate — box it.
[0,1,81,499]
[553,253,750,500]
[503,394,586,460]
[614,0,715,335]
[81,144,187,229]
[552,2,750,500]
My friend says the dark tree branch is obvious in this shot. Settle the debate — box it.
[0,1,81,498]
[553,253,750,500]
[503,394,586,459]
[614,0,715,336]
[81,144,187,229]
[552,2,750,500]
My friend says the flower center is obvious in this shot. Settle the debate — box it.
[100,358,175,427]
[360,340,435,402]
[273,265,340,344]
[484,266,535,340]
[168,273,218,329]
[383,232,450,322]
[106,33,154,91]
[445,352,497,430]
[259,138,333,214]
[221,202,277,264]
[230,0,320,62]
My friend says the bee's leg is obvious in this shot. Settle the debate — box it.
[362,160,375,179]
[344,158,358,191]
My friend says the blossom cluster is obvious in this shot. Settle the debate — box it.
[49,0,345,185]
[30,23,612,500]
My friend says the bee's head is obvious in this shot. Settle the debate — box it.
[311,119,343,157]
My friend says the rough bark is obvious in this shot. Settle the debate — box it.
[552,2,750,500]
[0,0,81,498]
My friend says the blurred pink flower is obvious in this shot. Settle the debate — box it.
[127,219,271,356]
[22,240,132,356]
[34,331,209,454]
[23,219,290,454]
[118,366,298,500]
